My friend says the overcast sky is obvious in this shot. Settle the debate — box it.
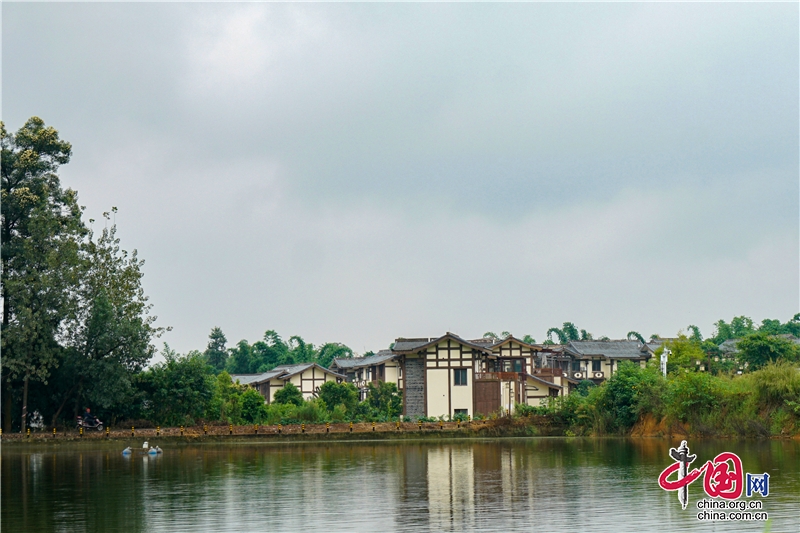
[3,2,798,358]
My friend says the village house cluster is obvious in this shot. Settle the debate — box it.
[232,333,655,418]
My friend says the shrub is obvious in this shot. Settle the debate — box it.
[262,403,298,425]
[364,382,403,419]
[514,403,539,417]
[574,380,597,397]
[665,371,720,423]
[273,382,304,406]
[330,404,348,422]
[241,388,266,423]
[318,381,358,414]
[295,398,328,422]
[662,335,707,374]
[206,372,248,424]
[595,361,664,432]
[738,333,800,371]
[748,360,800,411]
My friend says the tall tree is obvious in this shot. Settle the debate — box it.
[316,342,353,368]
[713,315,757,343]
[1,118,84,433]
[562,322,580,342]
[288,335,316,364]
[50,221,162,425]
[686,325,703,342]
[227,340,254,374]
[627,331,645,344]
[137,345,215,426]
[546,322,589,344]
[546,328,567,344]
[204,327,228,372]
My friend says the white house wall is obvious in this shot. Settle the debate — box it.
[426,369,449,418]
[265,366,340,403]
[423,339,483,418]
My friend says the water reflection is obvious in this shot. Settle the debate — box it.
[2,439,798,532]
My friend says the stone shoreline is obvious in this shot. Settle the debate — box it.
[1,419,565,445]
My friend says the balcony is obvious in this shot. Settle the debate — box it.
[531,368,564,380]
[474,372,521,381]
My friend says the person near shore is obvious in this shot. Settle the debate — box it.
[83,408,97,424]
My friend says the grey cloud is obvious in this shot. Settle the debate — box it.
[2,2,796,355]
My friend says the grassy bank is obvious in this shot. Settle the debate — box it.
[519,359,800,438]
[0,417,564,446]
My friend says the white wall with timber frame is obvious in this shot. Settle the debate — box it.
[490,338,540,414]
[423,338,486,418]
[262,365,343,403]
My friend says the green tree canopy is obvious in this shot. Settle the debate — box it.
[627,331,645,343]
[737,332,799,371]
[596,361,663,432]
[240,388,266,423]
[204,327,228,372]
[547,322,592,344]
[316,343,353,368]
[136,345,215,426]
[318,381,358,413]
[2,117,84,432]
[273,382,304,406]
[49,222,163,426]
[364,381,402,419]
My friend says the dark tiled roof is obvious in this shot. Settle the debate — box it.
[392,333,493,355]
[392,338,436,352]
[230,370,284,385]
[487,336,542,351]
[330,358,361,370]
[524,374,563,389]
[235,363,345,384]
[331,350,398,370]
[565,340,650,359]
[719,339,739,353]
[539,344,564,352]
[469,338,498,347]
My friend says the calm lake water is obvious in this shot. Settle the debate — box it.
[2,437,798,532]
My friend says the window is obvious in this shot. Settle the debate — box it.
[592,360,601,372]
[454,409,468,415]
[454,368,468,386]
[571,360,581,372]
[513,360,523,372]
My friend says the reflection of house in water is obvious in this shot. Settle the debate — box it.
[398,443,559,531]
[427,446,475,531]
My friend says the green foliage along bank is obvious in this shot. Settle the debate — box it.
[127,358,407,427]
[520,357,800,438]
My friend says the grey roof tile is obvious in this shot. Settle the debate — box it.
[565,340,650,359]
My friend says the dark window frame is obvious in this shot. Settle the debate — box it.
[454,368,468,386]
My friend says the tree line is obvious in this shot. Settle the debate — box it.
[3,117,798,432]
[0,118,362,432]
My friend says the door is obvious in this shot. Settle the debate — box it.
[473,380,501,416]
